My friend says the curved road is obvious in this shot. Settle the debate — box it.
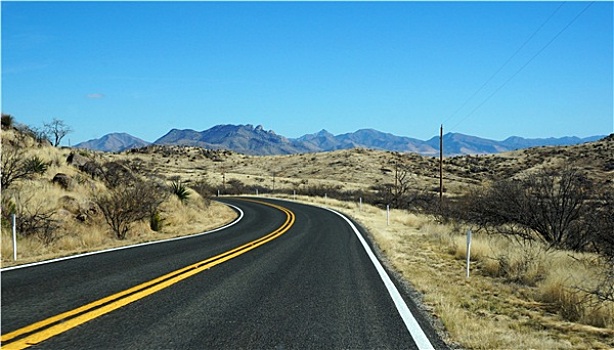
[1,198,445,349]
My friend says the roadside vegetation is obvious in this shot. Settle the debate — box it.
[2,114,613,348]
[1,116,236,266]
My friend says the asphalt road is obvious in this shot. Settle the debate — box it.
[1,198,445,349]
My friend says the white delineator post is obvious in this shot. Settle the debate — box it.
[466,229,472,278]
[386,205,390,226]
[12,214,17,261]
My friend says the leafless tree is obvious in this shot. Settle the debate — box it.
[391,162,412,208]
[44,118,72,147]
[468,168,593,251]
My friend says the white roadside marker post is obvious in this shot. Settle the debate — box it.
[466,229,472,279]
[12,214,17,261]
[386,205,390,226]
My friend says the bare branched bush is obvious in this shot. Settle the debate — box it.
[580,257,614,304]
[8,192,59,245]
[495,242,548,286]
[95,180,167,239]
[225,179,247,195]
[454,168,594,251]
[191,179,215,207]
[587,188,614,259]
[1,146,51,189]
[101,161,137,188]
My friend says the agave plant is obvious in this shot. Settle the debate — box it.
[170,179,190,204]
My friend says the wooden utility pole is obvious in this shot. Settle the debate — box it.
[439,124,443,204]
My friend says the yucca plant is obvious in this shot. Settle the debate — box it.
[170,180,190,204]
[23,156,50,175]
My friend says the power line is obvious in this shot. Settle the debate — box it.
[443,2,567,127]
[448,1,596,132]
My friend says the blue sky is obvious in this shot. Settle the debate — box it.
[2,1,612,145]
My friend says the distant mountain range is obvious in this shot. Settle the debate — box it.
[74,124,605,156]
[74,132,150,152]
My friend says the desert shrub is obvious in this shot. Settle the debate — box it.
[225,179,246,195]
[587,188,614,259]
[451,168,594,251]
[191,179,215,206]
[23,156,50,175]
[484,241,548,286]
[1,146,51,189]
[539,268,614,327]
[1,195,17,229]
[126,157,149,175]
[9,193,59,245]
[541,280,585,322]
[95,180,167,239]
[170,179,190,203]
[80,160,104,180]
[101,161,137,188]
[149,211,165,232]
[1,114,14,129]
[302,184,344,199]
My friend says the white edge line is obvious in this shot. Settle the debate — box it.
[323,206,435,350]
[0,203,244,272]
[261,196,435,349]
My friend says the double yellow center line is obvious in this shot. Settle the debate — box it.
[1,199,295,349]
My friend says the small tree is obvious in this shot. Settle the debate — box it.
[391,162,413,208]
[43,118,72,147]
[95,180,166,239]
[474,168,593,250]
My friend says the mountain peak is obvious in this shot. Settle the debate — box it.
[75,133,150,152]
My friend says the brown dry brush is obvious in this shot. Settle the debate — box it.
[449,167,596,251]
[583,188,614,304]
[93,160,168,239]
[445,167,614,307]
[1,145,51,189]
[1,191,59,245]
[94,180,167,240]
